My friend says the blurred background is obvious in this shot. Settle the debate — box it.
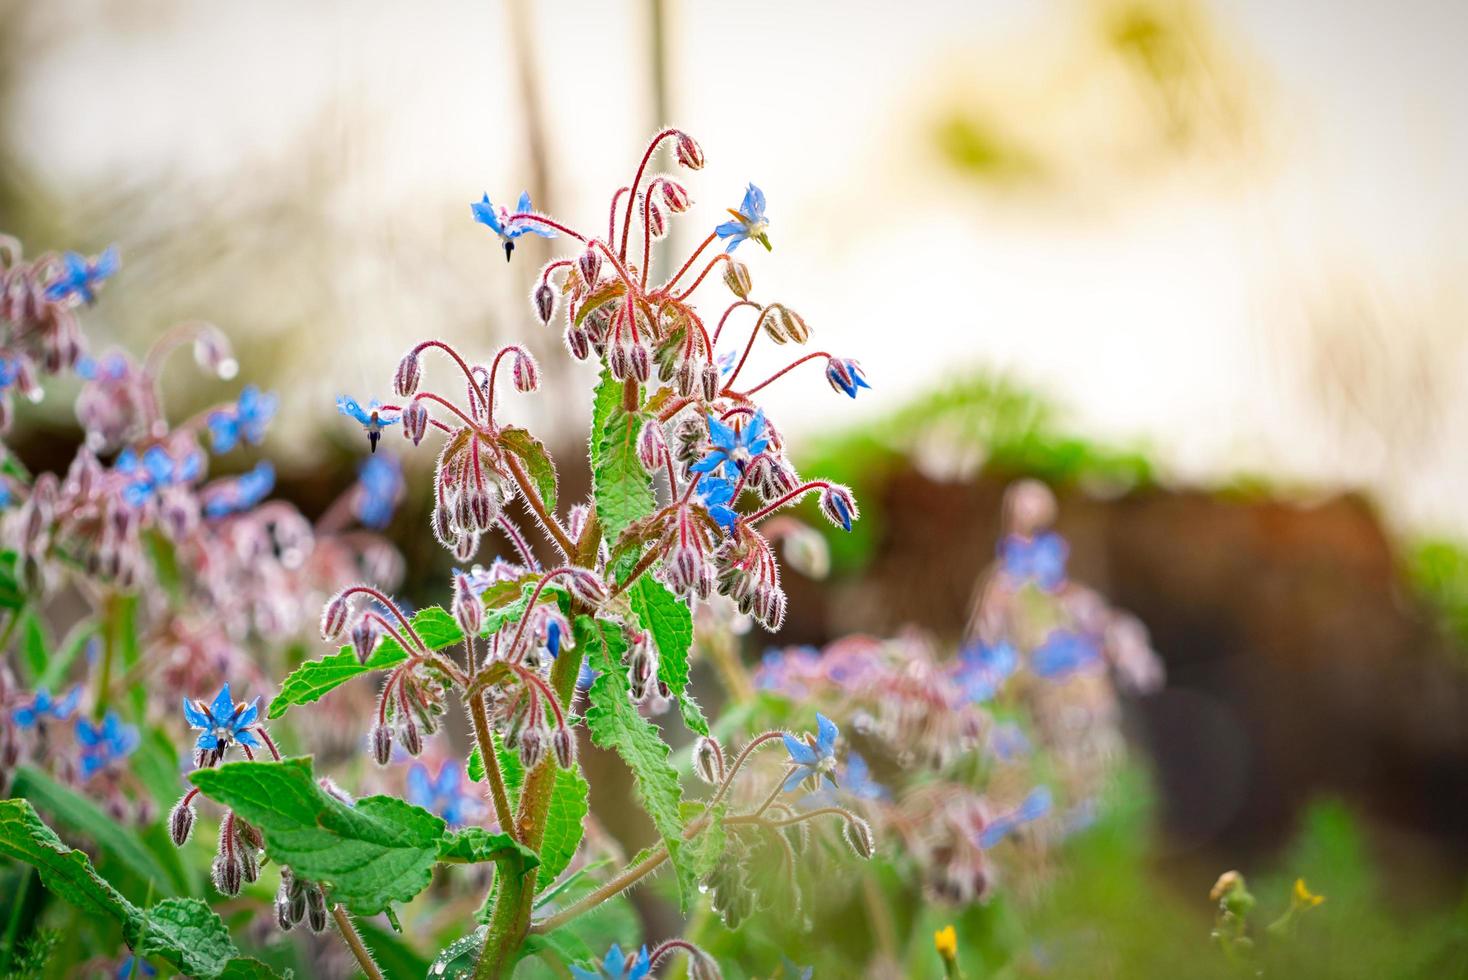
[4,0,1468,969]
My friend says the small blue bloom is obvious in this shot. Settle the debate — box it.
[782,712,839,793]
[202,461,274,518]
[0,357,19,389]
[570,943,650,980]
[115,445,204,507]
[841,751,889,801]
[12,686,82,728]
[825,357,871,399]
[75,711,139,779]
[75,352,129,382]
[546,618,562,658]
[182,683,260,754]
[999,531,1068,591]
[45,246,120,305]
[714,183,771,253]
[116,954,157,979]
[207,385,277,453]
[337,395,400,454]
[953,639,1018,703]
[979,787,1052,848]
[696,474,739,532]
[1029,630,1099,679]
[406,760,481,828]
[354,454,403,529]
[691,410,769,477]
[471,191,556,261]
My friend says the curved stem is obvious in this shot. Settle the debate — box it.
[465,657,518,837]
[609,187,630,243]
[620,128,680,260]
[340,586,425,650]
[746,480,831,524]
[331,904,384,980]
[724,305,780,388]
[660,232,719,295]
[503,454,574,559]
[410,340,489,418]
[672,253,733,302]
[507,212,587,243]
[711,300,757,347]
[737,351,833,398]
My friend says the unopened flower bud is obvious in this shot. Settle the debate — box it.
[675,131,705,170]
[723,259,752,299]
[755,584,787,630]
[781,523,830,579]
[321,592,351,640]
[520,726,548,770]
[169,800,196,846]
[779,306,810,344]
[274,890,295,931]
[568,568,607,606]
[661,179,692,213]
[192,325,238,380]
[372,723,393,766]
[629,343,651,382]
[578,247,602,289]
[213,853,243,896]
[818,484,859,532]
[688,949,723,980]
[646,200,667,240]
[400,715,423,757]
[700,362,721,402]
[512,349,540,392]
[453,531,478,562]
[675,357,698,398]
[240,845,259,883]
[453,573,483,636]
[348,618,379,664]
[843,815,876,859]
[394,349,422,397]
[565,326,591,360]
[403,400,430,446]
[607,342,632,382]
[552,726,575,769]
[637,419,667,471]
[694,736,722,784]
[306,884,328,933]
[533,283,555,325]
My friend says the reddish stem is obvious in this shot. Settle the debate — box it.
[746,480,832,524]
[507,212,587,242]
[620,128,681,260]
[712,300,757,347]
[660,232,718,294]
[737,351,833,398]
[672,253,734,302]
[411,340,488,418]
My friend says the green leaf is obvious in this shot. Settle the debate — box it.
[38,618,96,690]
[216,958,294,980]
[467,732,588,891]
[499,425,559,513]
[626,577,707,735]
[189,758,445,914]
[577,615,697,912]
[0,800,240,977]
[0,550,26,612]
[590,370,654,559]
[681,802,728,880]
[572,280,626,327]
[438,827,539,874]
[18,607,47,682]
[10,766,179,901]
[268,606,462,719]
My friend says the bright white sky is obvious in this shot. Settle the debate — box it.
[10,0,1468,535]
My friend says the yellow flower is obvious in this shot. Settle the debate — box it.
[1293,878,1324,908]
[934,924,958,961]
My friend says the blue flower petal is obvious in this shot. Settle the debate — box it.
[782,733,818,766]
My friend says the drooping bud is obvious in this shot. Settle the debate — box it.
[274,886,295,931]
[818,484,859,533]
[453,573,483,637]
[646,200,668,240]
[687,949,723,980]
[453,531,478,562]
[351,618,380,665]
[577,246,603,287]
[781,523,830,579]
[512,349,540,393]
[637,418,667,471]
[675,357,698,398]
[666,544,701,596]
[320,591,351,640]
[779,306,811,344]
[723,259,752,299]
[700,362,721,402]
[400,714,423,756]
[629,342,651,383]
[662,179,692,213]
[754,584,787,631]
[568,568,607,606]
[675,131,705,170]
[519,725,547,770]
[192,324,239,380]
[213,853,243,896]
[306,884,328,933]
[240,844,260,883]
[843,815,876,859]
[552,726,576,769]
[371,723,393,766]
[565,326,591,360]
[607,340,632,382]
[169,800,196,846]
[693,736,723,784]
[394,348,422,397]
[533,283,555,325]
[403,399,430,446]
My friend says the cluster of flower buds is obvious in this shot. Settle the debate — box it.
[274,866,330,934]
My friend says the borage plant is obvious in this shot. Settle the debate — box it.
[183,129,868,978]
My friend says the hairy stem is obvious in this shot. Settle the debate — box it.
[331,904,384,980]
[465,644,517,837]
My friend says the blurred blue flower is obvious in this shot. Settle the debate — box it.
[45,246,120,305]
[354,454,403,529]
[570,943,650,980]
[74,352,129,382]
[691,410,769,477]
[75,711,139,779]
[202,462,274,518]
[998,531,1068,591]
[337,396,400,454]
[115,954,157,979]
[0,357,18,390]
[182,683,260,753]
[841,751,888,801]
[715,183,771,253]
[471,191,556,261]
[953,639,1018,703]
[782,713,839,793]
[1030,630,1099,680]
[12,685,82,728]
[979,786,1053,848]
[695,474,739,532]
[115,446,204,507]
[988,722,1032,762]
[207,385,277,453]
[406,759,480,827]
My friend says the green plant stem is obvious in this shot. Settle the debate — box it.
[466,682,517,838]
[331,904,384,980]
[504,454,575,558]
[92,591,120,720]
[0,867,35,975]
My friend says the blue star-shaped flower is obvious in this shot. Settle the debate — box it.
[782,712,839,793]
[406,760,481,828]
[182,683,260,754]
[1029,630,1099,679]
[337,396,401,454]
[471,191,557,261]
[75,711,139,779]
[691,410,769,477]
[12,686,82,728]
[115,446,204,508]
[207,385,278,453]
[714,183,771,253]
[202,461,275,518]
[953,639,1018,703]
[45,246,120,305]
[825,357,872,399]
[354,454,403,529]
[570,943,651,980]
[998,531,1068,591]
[978,787,1052,848]
[696,474,739,532]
